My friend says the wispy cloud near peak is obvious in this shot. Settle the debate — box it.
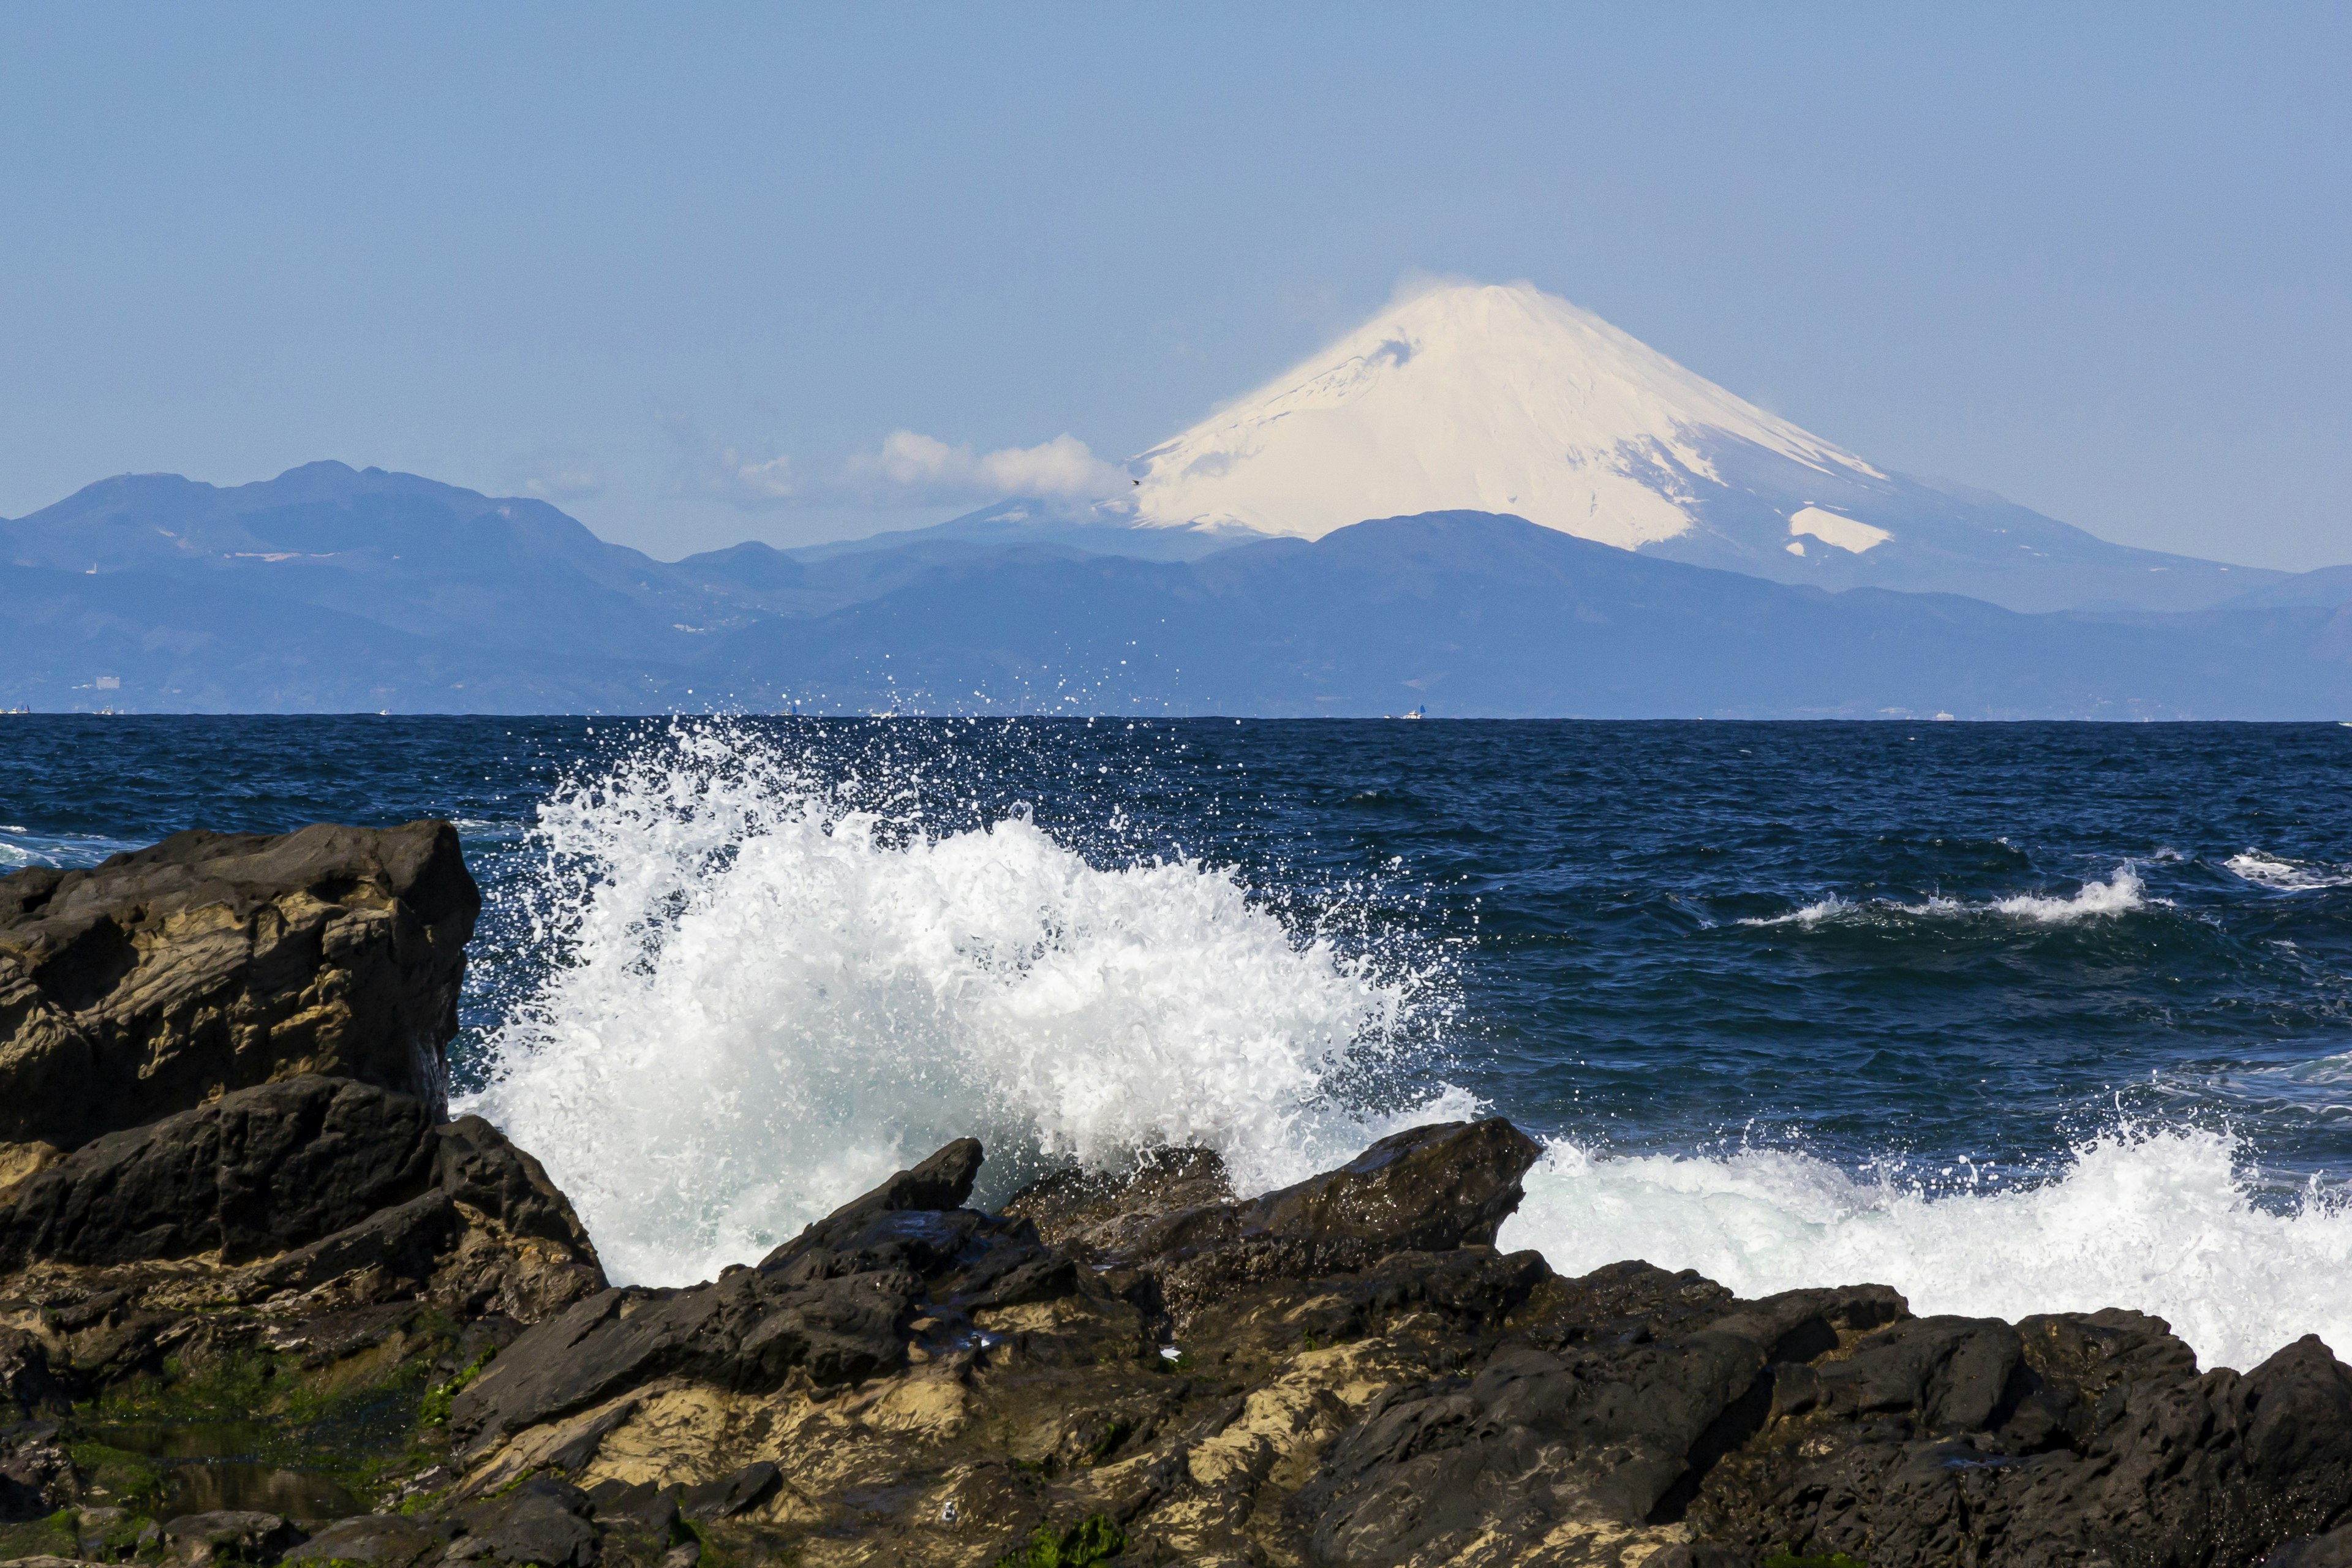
[503,448,606,503]
[837,430,1126,507]
[659,413,797,511]
[658,415,1126,512]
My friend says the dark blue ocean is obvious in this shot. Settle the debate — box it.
[6,715,2350,1368]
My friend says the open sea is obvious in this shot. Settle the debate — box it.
[6,715,2351,1371]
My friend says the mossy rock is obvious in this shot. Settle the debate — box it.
[0,1507,83,1562]
[995,1513,1126,1567]
[68,1440,170,1510]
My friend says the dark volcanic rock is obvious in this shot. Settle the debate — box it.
[1690,1310,2352,1567]
[0,820,479,1152]
[437,1121,2352,1568]
[0,1419,77,1523]
[0,1075,439,1268]
[160,1509,303,1564]
[282,1513,450,1567]
[450,1137,1069,1458]
[0,1075,601,1302]
[453,1477,599,1567]
[0,1073,603,1471]
[1095,1117,1545,1332]
[678,1461,780,1523]
[2274,1526,2352,1567]
[1240,1118,1543,1252]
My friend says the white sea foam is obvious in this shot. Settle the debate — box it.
[2228,851,2352,892]
[1741,864,2162,927]
[1989,864,2158,921]
[1501,1128,2352,1373]
[1743,894,1856,928]
[464,729,2345,1371]
[464,726,1459,1287]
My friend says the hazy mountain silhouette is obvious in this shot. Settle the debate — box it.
[6,466,2346,717]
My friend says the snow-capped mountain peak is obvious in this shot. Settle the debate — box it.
[1128,280,1882,548]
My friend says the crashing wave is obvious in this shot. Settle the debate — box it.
[1501,1125,2352,1374]
[462,724,1460,1287]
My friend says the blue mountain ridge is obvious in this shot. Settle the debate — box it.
[3,464,2348,717]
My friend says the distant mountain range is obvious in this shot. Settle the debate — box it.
[4,280,2346,716]
[4,463,2349,717]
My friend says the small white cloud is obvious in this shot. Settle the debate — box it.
[660,413,797,511]
[835,430,1126,507]
[501,448,606,503]
[656,416,1125,512]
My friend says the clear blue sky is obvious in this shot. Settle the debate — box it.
[3,4,2346,568]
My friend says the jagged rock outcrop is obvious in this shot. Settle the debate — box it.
[4,823,2351,1568]
[0,1076,604,1359]
[0,1076,604,1544]
[2,1111,2351,1564]
[0,1072,602,1316]
[0,821,479,1157]
[447,1138,1075,1461]
[420,1125,2352,1568]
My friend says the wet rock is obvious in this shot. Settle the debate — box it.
[0,1076,601,1308]
[0,821,478,1151]
[159,1510,301,1566]
[192,1111,2352,1568]
[0,1077,439,1269]
[1238,1118,1544,1253]
[581,1480,690,1568]
[1004,1145,1237,1257]
[677,1462,777,1523]
[1105,1118,1545,1332]
[451,1139,1071,1457]
[2272,1525,2352,1567]
[1278,1267,1902,1564]
[72,1507,130,1562]
[1689,1312,2352,1567]
[432,1117,600,1257]
[281,1516,448,1568]
[0,1420,77,1523]
[453,1477,598,1567]
[0,1332,66,1418]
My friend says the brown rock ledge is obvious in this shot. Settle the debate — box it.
[0,821,480,1155]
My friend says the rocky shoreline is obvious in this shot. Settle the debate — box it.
[1,823,2348,1567]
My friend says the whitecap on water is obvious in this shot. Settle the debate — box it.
[1988,864,2160,921]
[2228,851,2352,892]
[1740,864,2163,928]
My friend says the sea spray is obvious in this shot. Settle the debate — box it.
[456,720,2352,1374]
[1501,1124,2352,1373]
[463,723,1460,1286]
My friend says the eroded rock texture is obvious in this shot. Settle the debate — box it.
[418,1123,2352,1568]
[0,1075,605,1545]
[1,823,2348,1568]
[0,821,478,1153]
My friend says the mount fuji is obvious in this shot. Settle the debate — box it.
[8,284,2348,714]
[930,281,2280,614]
